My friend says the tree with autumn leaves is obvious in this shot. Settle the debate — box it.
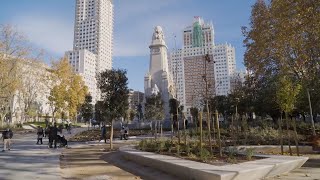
[242,0,320,137]
[48,57,88,123]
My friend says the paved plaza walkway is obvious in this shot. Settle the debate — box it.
[0,132,62,180]
[0,128,319,180]
[267,154,320,180]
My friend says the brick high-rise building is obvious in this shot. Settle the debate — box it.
[169,17,236,118]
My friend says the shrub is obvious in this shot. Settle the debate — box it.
[139,139,147,151]
[156,140,165,152]
[187,152,197,159]
[176,144,181,156]
[246,148,255,160]
[227,157,237,164]
[146,139,157,151]
[164,139,172,151]
[227,147,238,159]
[189,129,194,138]
[16,123,23,128]
[181,144,191,155]
[247,127,279,145]
[198,148,211,162]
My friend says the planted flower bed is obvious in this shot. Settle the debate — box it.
[137,138,263,166]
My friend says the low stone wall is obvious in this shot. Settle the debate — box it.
[120,146,308,180]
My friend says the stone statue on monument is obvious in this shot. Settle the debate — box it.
[152,26,164,40]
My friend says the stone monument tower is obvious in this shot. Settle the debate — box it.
[144,26,174,120]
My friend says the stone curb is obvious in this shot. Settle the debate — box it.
[119,146,308,180]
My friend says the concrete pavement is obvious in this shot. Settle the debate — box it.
[0,128,87,180]
[0,133,61,180]
[1,128,319,180]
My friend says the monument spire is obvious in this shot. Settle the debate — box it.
[144,26,174,120]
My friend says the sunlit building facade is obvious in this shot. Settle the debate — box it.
[66,0,114,104]
[169,17,236,117]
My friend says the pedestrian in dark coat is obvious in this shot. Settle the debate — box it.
[36,126,44,144]
[2,129,13,152]
[99,125,107,143]
[48,124,58,148]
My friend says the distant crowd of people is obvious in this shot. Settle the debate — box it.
[99,124,129,143]
[2,120,132,151]
[42,122,69,148]
[1,121,71,152]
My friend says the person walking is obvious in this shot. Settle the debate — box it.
[45,125,50,138]
[2,128,13,152]
[36,126,44,145]
[48,124,58,148]
[45,118,49,128]
[68,121,72,134]
[99,124,107,143]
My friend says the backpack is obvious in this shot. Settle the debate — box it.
[2,131,8,139]
[7,130,13,138]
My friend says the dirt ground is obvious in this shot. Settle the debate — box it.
[60,140,320,180]
[60,142,179,180]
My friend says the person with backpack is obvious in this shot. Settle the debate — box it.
[2,128,13,152]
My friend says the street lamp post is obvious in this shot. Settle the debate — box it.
[307,89,316,136]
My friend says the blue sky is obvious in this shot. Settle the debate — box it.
[0,0,256,92]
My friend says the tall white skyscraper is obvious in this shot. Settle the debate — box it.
[66,0,114,103]
[169,17,236,117]
[214,44,236,96]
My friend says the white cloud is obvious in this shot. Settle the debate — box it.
[12,15,74,56]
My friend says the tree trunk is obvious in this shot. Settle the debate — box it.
[171,114,174,142]
[231,115,236,146]
[285,112,292,156]
[154,121,157,140]
[199,112,203,152]
[0,113,3,128]
[235,112,239,144]
[215,110,222,157]
[302,113,306,122]
[292,117,300,156]
[242,114,248,145]
[207,107,212,154]
[52,111,55,124]
[183,113,187,146]
[75,111,78,124]
[194,116,198,132]
[278,116,284,155]
[110,120,114,150]
[160,122,163,138]
[211,112,216,140]
[178,117,181,145]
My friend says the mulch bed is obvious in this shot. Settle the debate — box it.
[69,129,151,142]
